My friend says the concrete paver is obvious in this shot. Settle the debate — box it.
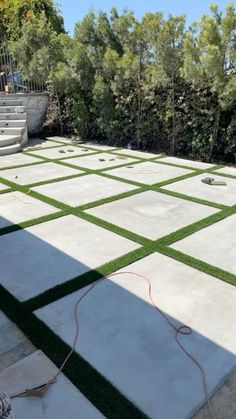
[86,190,218,239]
[0,191,57,228]
[32,174,137,207]
[171,214,236,275]
[163,173,236,206]
[0,162,82,185]
[36,253,236,419]
[0,214,140,301]
[107,161,193,185]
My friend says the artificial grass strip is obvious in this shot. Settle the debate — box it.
[157,208,233,246]
[155,187,227,210]
[23,246,153,311]
[77,186,145,211]
[155,244,236,286]
[0,210,66,237]
[0,286,148,419]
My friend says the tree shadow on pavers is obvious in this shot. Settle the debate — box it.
[0,215,235,419]
[0,214,139,303]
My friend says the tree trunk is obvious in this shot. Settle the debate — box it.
[209,104,221,158]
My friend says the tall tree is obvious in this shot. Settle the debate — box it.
[183,3,236,157]
[148,15,186,154]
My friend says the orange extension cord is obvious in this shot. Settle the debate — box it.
[14,271,216,419]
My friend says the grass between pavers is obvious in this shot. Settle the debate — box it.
[23,246,153,312]
[0,144,236,418]
[0,286,148,419]
[155,244,236,286]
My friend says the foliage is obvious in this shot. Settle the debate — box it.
[5,3,236,163]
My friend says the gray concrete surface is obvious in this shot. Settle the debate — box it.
[171,214,236,275]
[0,191,57,228]
[193,368,236,419]
[24,139,65,150]
[0,311,34,372]
[157,156,214,169]
[86,190,218,239]
[33,174,137,207]
[163,173,236,205]
[214,166,236,177]
[36,253,236,419]
[64,152,137,170]
[7,351,104,419]
[107,161,193,184]
[28,145,95,160]
[0,162,81,185]
[0,153,42,169]
[0,214,140,301]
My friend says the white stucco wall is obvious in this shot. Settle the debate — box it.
[11,93,49,135]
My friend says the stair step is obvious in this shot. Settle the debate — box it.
[0,99,23,107]
[0,135,22,147]
[0,112,27,120]
[0,143,21,155]
[0,127,25,135]
[0,106,26,113]
[0,119,26,128]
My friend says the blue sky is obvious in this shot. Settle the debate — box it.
[58,0,232,34]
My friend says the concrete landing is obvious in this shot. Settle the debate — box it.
[35,253,236,419]
[86,190,218,239]
[4,351,104,419]
[162,173,236,206]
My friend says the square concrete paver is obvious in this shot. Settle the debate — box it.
[36,253,236,419]
[0,215,139,301]
[0,153,42,169]
[0,191,58,229]
[64,153,137,170]
[157,156,214,169]
[107,161,193,185]
[32,174,137,207]
[28,145,95,160]
[163,173,236,206]
[9,351,104,419]
[171,214,236,275]
[86,190,218,239]
[113,149,161,159]
[214,166,236,177]
[0,162,82,186]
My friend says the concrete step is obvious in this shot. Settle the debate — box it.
[0,120,26,128]
[0,99,23,107]
[0,143,21,155]
[0,106,26,114]
[0,127,25,136]
[0,113,27,120]
[0,135,22,147]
